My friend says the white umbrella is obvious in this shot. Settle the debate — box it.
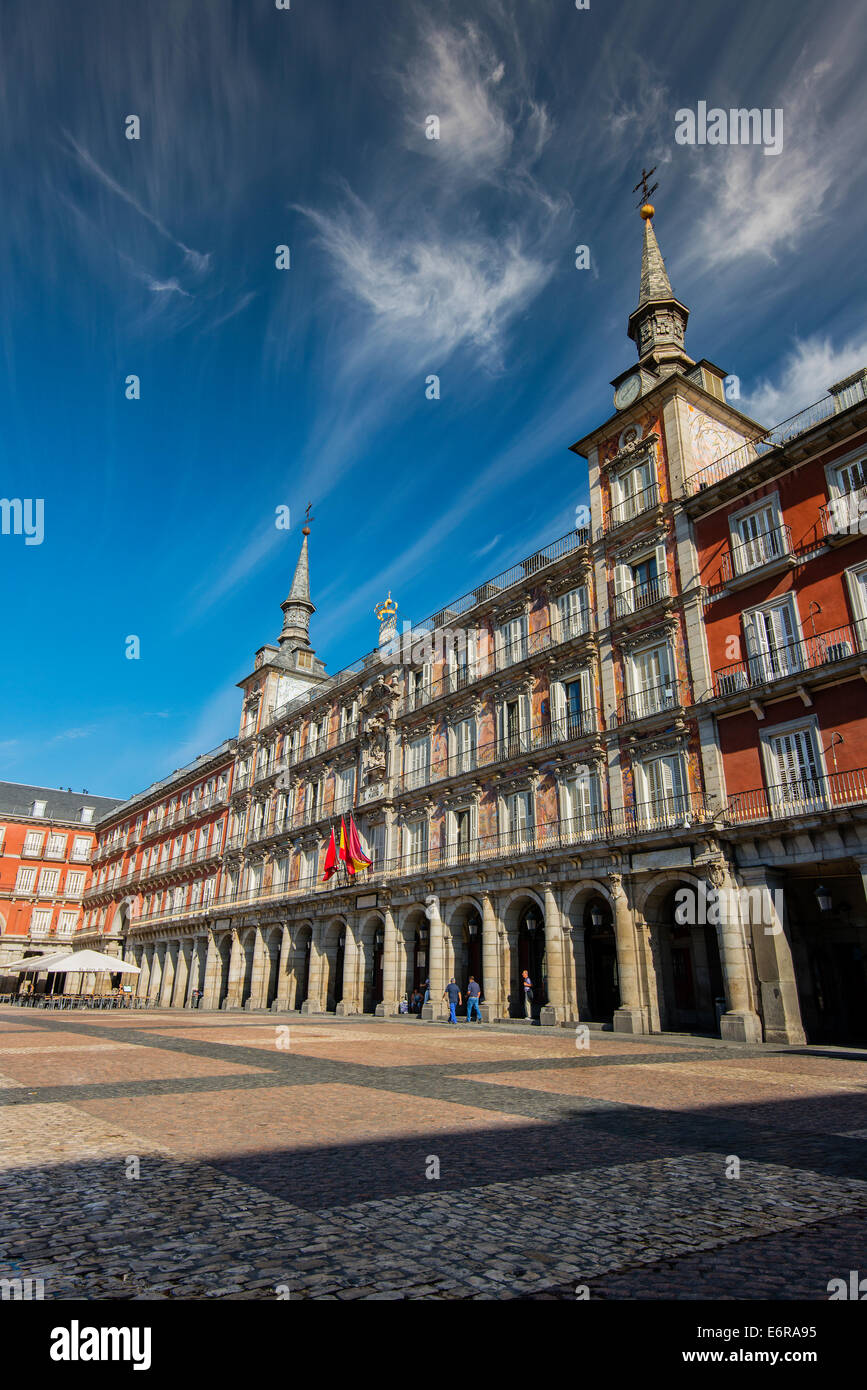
[13,949,140,975]
[2,950,71,973]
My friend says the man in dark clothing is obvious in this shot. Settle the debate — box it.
[522,969,533,1020]
[442,977,461,1024]
[466,976,482,1023]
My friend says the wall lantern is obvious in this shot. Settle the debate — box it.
[590,904,604,929]
[814,885,833,914]
[525,914,539,933]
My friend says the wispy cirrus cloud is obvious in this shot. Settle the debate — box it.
[741,332,867,424]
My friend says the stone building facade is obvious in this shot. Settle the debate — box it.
[0,782,121,985]
[83,205,867,1046]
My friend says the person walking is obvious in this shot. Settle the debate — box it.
[442,977,461,1024]
[521,969,534,1021]
[466,976,482,1024]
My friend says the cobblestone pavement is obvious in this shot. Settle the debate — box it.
[1,1008,865,1300]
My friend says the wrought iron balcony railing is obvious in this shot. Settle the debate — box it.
[724,767,867,825]
[710,624,859,698]
[613,570,670,619]
[615,680,683,726]
[686,374,867,495]
[820,487,867,541]
[394,710,600,796]
[720,524,793,582]
[603,480,661,533]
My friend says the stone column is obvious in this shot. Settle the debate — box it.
[148,946,164,1004]
[201,931,222,1011]
[274,925,293,1011]
[480,893,503,1022]
[247,926,268,1010]
[740,867,806,1045]
[137,946,151,1001]
[421,894,445,1020]
[223,928,245,1010]
[707,863,763,1044]
[158,944,177,1008]
[300,928,324,1013]
[172,942,191,1009]
[609,874,648,1035]
[540,882,571,1026]
[335,924,360,1015]
[376,907,399,1016]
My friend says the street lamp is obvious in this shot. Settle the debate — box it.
[814,885,833,913]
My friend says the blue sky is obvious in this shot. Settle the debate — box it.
[1,0,865,799]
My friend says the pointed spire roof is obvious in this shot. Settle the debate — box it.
[287,530,311,604]
[278,525,315,650]
[637,214,675,306]
[626,202,693,377]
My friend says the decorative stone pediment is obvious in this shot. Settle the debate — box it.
[491,598,529,625]
[616,617,679,652]
[615,527,667,562]
[602,432,659,475]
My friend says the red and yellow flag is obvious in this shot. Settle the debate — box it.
[322,827,337,880]
[347,815,372,872]
[338,818,354,874]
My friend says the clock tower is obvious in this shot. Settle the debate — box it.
[612,198,694,410]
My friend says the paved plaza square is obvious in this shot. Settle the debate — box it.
[1,1008,865,1301]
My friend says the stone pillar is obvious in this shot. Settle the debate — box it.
[707,863,763,1044]
[539,882,571,1026]
[137,946,151,1001]
[159,944,177,1008]
[421,894,445,1020]
[202,931,222,1011]
[376,907,399,1016]
[480,893,503,1022]
[274,925,293,1011]
[247,926,268,1010]
[172,942,191,1009]
[335,925,360,1015]
[300,929,324,1013]
[223,928,245,1010]
[609,874,649,1035]
[149,946,164,1004]
[740,868,806,1045]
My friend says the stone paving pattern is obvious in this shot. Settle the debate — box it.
[0,1008,865,1300]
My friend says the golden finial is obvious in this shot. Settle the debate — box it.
[633,166,658,220]
[375,591,398,622]
[302,501,314,537]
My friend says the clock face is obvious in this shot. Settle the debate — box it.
[614,374,641,410]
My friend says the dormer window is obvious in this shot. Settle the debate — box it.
[80,807,95,824]
[31,800,46,818]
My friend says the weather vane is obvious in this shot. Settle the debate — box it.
[303,501,314,536]
[633,166,658,218]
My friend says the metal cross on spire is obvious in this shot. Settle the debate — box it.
[633,166,658,208]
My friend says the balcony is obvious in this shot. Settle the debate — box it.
[820,488,867,545]
[724,767,867,826]
[710,624,859,700]
[126,790,713,927]
[615,680,683,727]
[603,480,661,535]
[719,525,794,588]
[613,571,670,621]
[401,609,596,715]
[393,710,601,797]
